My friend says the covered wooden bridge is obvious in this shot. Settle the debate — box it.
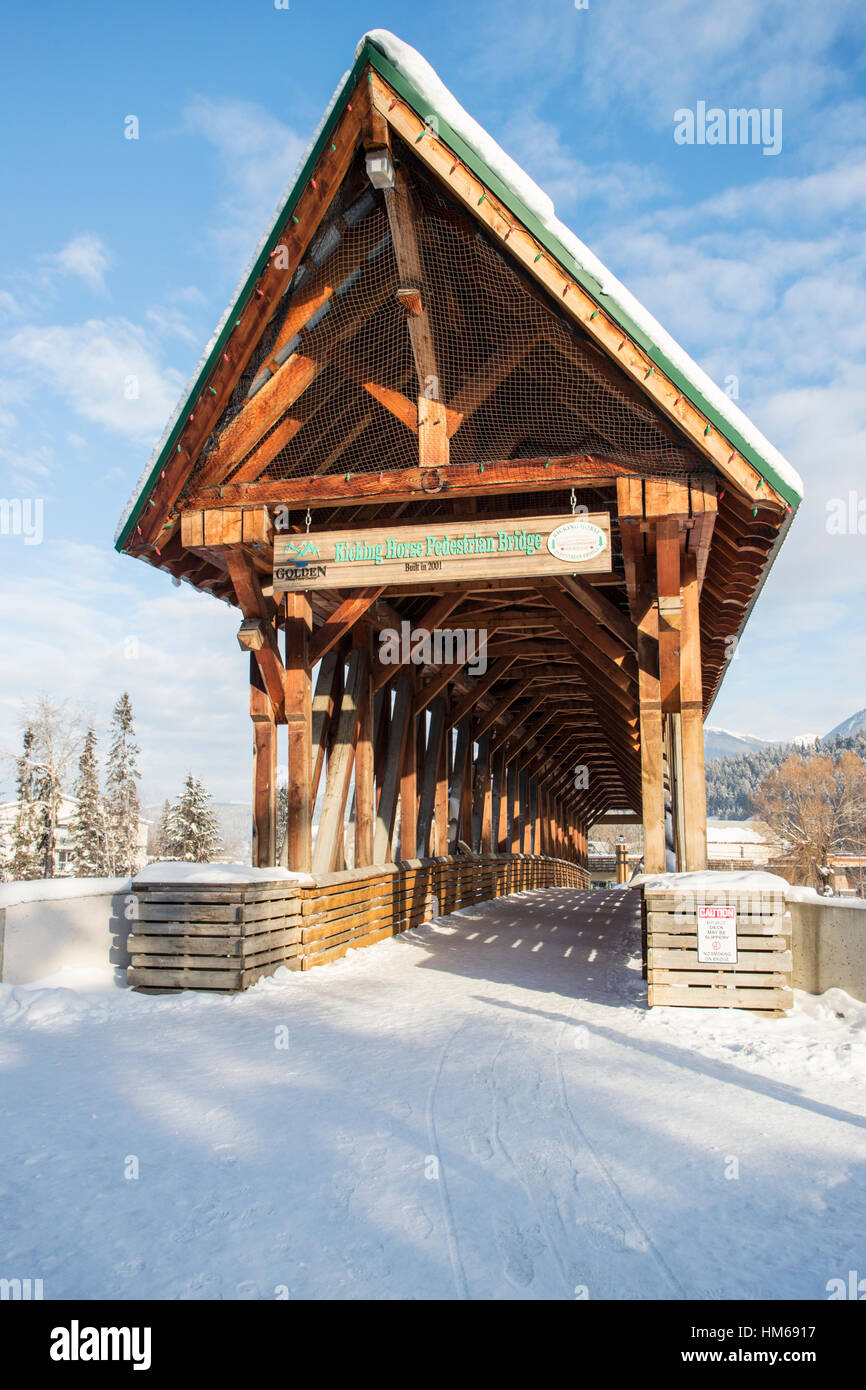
[117,33,802,987]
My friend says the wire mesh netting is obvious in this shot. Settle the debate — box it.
[185,145,705,500]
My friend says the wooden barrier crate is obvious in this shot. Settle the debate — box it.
[127,881,304,991]
[127,854,589,992]
[645,882,793,1015]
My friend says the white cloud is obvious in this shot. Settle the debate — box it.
[499,109,668,220]
[183,96,308,270]
[46,233,110,293]
[4,318,185,444]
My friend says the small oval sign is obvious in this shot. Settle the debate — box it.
[547,519,609,565]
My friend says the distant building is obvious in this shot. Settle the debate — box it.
[0,795,150,877]
[706,820,781,867]
[587,839,641,888]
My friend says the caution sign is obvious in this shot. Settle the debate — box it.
[696,904,738,965]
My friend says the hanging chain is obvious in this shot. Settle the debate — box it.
[570,487,577,515]
[305,508,312,533]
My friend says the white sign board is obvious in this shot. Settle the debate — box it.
[696,904,738,965]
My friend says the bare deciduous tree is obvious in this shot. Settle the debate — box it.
[753,751,866,889]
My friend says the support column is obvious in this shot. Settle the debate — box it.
[636,586,666,875]
[679,552,708,869]
[493,748,506,852]
[399,679,417,859]
[250,660,277,868]
[353,625,374,868]
[284,593,312,873]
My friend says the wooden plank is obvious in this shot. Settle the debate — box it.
[648,970,789,988]
[648,985,793,1009]
[313,647,366,874]
[284,591,313,872]
[417,697,444,858]
[250,672,277,867]
[648,933,791,951]
[373,673,412,864]
[353,625,375,868]
[648,909,787,931]
[679,551,707,869]
[274,513,612,592]
[648,949,792,971]
[310,587,385,665]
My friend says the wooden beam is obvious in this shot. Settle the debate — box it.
[353,625,375,868]
[373,674,412,863]
[656,518,683,714]
[250,665,277,868]
[225,550,286,718]
[312,647,366,874]
[417,697,444,857]
[399,679,418,858]
[311,586,385,665]
[679,552,708,870]
[184,455,627,512]
[284,592,312,872]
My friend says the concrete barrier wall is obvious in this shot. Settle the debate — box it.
[790,899,866,1001]
[0,888,132,985]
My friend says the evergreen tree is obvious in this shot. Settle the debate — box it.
[71,728,106,876]
[166,775,222,862]
[8,727,41,880]
[147,800,173,861]
[104,693,142,875]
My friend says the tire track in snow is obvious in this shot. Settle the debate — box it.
[425,1018,471,1300]
[489,1031,576,1298]
[554,1010,687,1299]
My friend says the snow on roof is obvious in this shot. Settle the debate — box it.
[0,877,132,910]
[133,862,314,886]
[360,30,803,505]
[706,824,767,843]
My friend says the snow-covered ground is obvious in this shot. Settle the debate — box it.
[1,888,864,1300]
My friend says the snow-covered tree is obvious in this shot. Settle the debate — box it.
[71,728,107,876]
[8,727,42,880]
[147,800,173,861]
[166,775,222,862]
[16,700,84,878]
[104,693,142,875]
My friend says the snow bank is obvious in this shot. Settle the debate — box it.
[787,885,866,909]
[0,877,131,911]
[634,869,790,893]
[359,30,804,503]
[133,862,314,887]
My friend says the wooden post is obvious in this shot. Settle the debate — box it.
[636,586,666,875]
[353,625,375,868]
[680,552,708,870]
[418,697,444,857]
[473,732,491,852]
[508,762,519,854]
[313,648,366,874]
[250,658,277,868]
[492,747,506,853]
[284,593,312,872]
[374,673,412,863]
[399,679,418,859]
[433,703,450,855]
[448,716,472,853]
[519,770,530,853]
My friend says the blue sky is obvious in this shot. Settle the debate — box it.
[1,0,864,804]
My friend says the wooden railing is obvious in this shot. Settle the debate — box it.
[127,853,589,992]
